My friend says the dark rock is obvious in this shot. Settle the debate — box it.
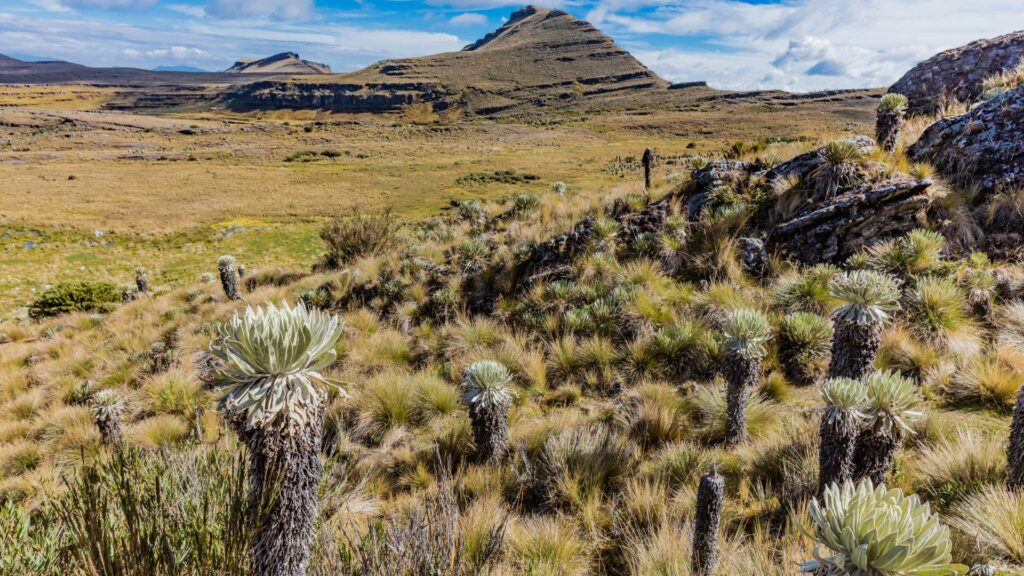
[909,84,1024,200]
[737,237,768,277]
[768,179,933,264]
[763,135,876,191]
[687,160,758,219]
[889,30,1024,115]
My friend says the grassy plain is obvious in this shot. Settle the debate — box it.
[0,85,877,317]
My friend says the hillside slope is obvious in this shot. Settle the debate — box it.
[225,6,681,116]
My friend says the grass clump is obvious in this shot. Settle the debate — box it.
[318,209,401,269]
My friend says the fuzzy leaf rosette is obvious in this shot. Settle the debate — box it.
[830,270,902,325]
[461,360,517,409]
[211,301,345,432]
[802,479,966,576]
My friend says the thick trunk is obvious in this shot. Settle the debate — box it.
[220,265,243,301]
[780,344,826,387]
[237,405,324,576]
[852,423,903,485]
[724,352,761,446]
[818,411,858,494]
[875,111,904,152]
[135,274,149,295]
[828,319,881,380]
[96,414,124,449]
[1008,384,1024,488]
[692,467,724,576]
[469,403,510,464]
[642,148,654,192]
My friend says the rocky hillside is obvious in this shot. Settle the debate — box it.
[226,52,331,75]
[225,6,680,116]
[889,30,1024,114]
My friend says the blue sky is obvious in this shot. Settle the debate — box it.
[1,0,1021,91]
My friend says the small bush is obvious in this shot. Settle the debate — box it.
[29,282,121,319]
[319,209,401,269]
[456,170,539,187]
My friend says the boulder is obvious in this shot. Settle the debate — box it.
[889,30,1024,115]
[686,160,758,219]
[763,135,876,191]
[909,84,1024,199]
[738,238,768,277]
[768,179,933,264]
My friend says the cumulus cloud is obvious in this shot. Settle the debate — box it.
[598,0,1024,91]
[449,13,487,26]
[206,0,315,21]
[0,10,467,72]
[146,45,208,59]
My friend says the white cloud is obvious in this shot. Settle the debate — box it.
[60,0,157,7]
[206,0,315,21]
[0,11,467,73]
[599,0,1024,91]
[167,3,208,18]
[449,13,487,26]
[146,45,208,59]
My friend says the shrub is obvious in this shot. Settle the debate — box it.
[318,209,401,269]
[55,448,251,575]
[28,282,121,319]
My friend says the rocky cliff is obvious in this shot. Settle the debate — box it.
[889,30,1024,115]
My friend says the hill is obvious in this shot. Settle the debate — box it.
[226,52,331,74]
[225,6,683,116]
[0,53,270,85]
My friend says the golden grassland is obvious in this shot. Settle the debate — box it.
[1,169,1022,572]
[0,85,876,318]
[3,81,1024,571]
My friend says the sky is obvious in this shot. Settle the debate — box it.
[0,0,1021,92]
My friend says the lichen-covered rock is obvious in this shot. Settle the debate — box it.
[889,30,1024,115]
[738,237,768,278]
[763,135,876,191]
[769,179,932,264]
[687,160,757,219]
[909,84,1024,198]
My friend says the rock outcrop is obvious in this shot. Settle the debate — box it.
[768,179,933,264]
[909,84,1024,198]
[889,30,1024,115]
[227,81,456,113]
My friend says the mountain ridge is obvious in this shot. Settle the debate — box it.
[226,5,677,116]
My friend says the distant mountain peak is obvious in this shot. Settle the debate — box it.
[226,52,330,75]
[462,5,576,52]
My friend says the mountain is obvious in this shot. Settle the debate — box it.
[0,53,277,85]
[226,52,331,74]
[226,6,677,116]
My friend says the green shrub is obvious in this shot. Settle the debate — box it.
[28,281,121,319]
